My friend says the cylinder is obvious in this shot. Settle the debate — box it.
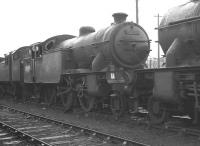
[59,15,150,70]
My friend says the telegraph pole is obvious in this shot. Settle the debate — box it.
[154,14,162,68]
[136,0,139,24]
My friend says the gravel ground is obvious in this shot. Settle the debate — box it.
[0,99,200,146]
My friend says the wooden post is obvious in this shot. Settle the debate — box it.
[154,14,162,68]
[136,0,139,24]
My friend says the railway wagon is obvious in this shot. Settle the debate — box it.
[134,0,200,124]
[0,35,75,101]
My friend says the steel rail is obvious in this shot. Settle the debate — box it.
[0,121,52,146]
[0,104,150,146]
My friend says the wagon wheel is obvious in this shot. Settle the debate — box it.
[61,89,75,112]
[78,94,95,112]
[43,87,56,106]
[110,93,125,120]
[148,97,169,124]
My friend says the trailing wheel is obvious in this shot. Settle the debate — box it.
[78,93,95,112]
[148,97,169,124]
[110,93,125,119]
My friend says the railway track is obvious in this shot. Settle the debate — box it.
[70,108,200,138]
[0,104,149,146]
[13,100,200,138]
[0,128,33,145]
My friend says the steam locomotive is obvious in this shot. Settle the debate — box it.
[134,0,200,124]
[0,13,150,117]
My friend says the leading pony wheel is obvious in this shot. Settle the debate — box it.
[148,97,169,124]
[110,93,125,120]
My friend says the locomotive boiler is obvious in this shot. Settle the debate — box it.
[0,13,150,117]
[134,0,200,124]
[59,13,149,71]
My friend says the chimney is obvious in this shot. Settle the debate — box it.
[112,12,128,24]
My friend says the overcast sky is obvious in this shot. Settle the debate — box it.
[0,0,189,57]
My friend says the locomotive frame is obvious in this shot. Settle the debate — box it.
[131,0,200,124]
